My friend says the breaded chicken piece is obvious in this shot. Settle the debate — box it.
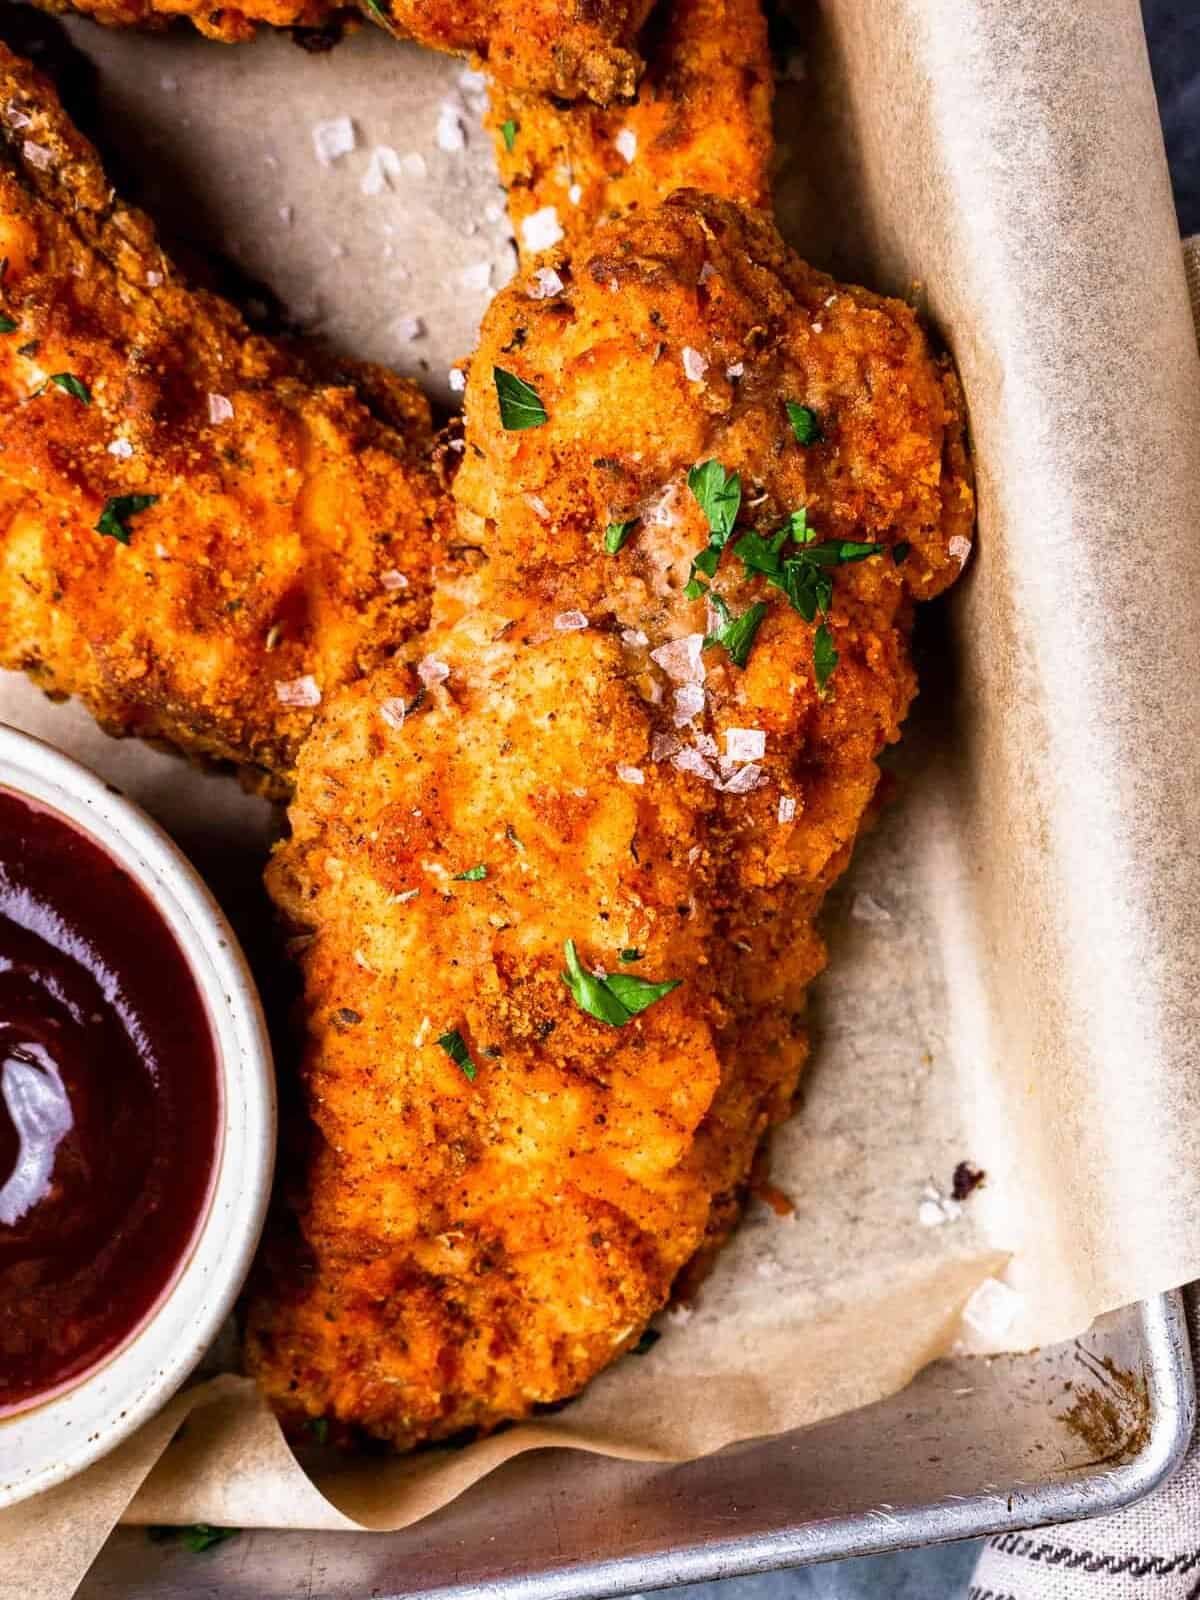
[243,193,974,1446]
[31,0,651,101]
[489,0,773,266]
[0,44,450,791]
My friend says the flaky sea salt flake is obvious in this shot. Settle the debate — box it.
[22,141,54,171]
[380,569,409,592]
[379,698,408,730]
[725,727,766,762]
[528,267,564,300]
[521,206,563,253]
[418,655,450,687]
[650,633,705,683]
[275,675,321,709]
[777,794,797,824]
[207,393,234,425]
[616,765,645,785]
[614,127,637,163]
[107,438,134,460]
[554,610,588,631]
[672,683,705,727]
[682,346,708,383]
[312,116,356,165]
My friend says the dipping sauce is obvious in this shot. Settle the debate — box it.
[0,788,220,1414]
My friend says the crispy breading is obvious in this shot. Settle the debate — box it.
[29,0,651,100]
[0,44,450,791]
[243,193,974,1447]
[489,0,774,266]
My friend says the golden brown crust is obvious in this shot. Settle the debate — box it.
[0,44,451,790]
[243,194,975,1446]
[27,0,650,100]
[489,0,774,266]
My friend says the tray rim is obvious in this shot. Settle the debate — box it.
[396,1291,1194,1600]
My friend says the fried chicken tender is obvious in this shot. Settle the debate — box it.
[489,0,773,266]
[31,0,651,100]
[243,193,974,1446]
[0,44,449,791]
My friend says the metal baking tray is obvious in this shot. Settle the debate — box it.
[78,1291,1192,1597]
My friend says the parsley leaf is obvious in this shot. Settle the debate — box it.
[683,577,709,601]
[619,948,643,962]
[892,541,911,565]
[813,621,838,694]
[50,372,91,405]
[732,522,880,622]
[306,1416,330,1444]
[687,460,741,544]
[0,315,16,335]
[436,1029,477,1081]
[494,366,547,430]
[500,118,518,152]
[149,1525,239,1554]
[562,939,680,1027]
[363,0,391,20]
[605,520,634,554]
[453,864,488,881]
[703,594,770,668]
[96,493,158,545]
[631,1327,661,1355]
[786,401,823,445]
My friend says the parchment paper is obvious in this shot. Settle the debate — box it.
[3,0,1200,1592]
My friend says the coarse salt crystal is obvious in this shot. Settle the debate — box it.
[400,152,428,180]
[651,732,681,763]
[207,393,234,425]
[725,727,766,762]
[777,794,797,823]
[380,697,408,729]
[380,569,409,592]
[698,261,716,284]
[521,206,563,253]
[525,494,551,521]
[812,321,823,333]
[459,261,492,293]
[448,367,467,393]
[6,108,32,131]
[392,314,424,342]
[682,347,708,382]
[554,610,588,631]
[693,732,719,757]
[146,270,164,288]
[107,438,134,460]
[528,267,564,300]
[650,633,705,683]
[22,141,53,171]
[616,764,644,785]
[673,747,717,783]
[621,628,649,648]
[418,655,450,686]
[614,127,637,163]
[961,1278,1021,1341]
[436,107,466,152]
[672,683,705,727]
[718,763,765,795]
[851,892,893,925]
[275,675,321,708]
[312,116,356,165]
[568,183,583,206]
[726,361,745,379]
[949,535,972,567]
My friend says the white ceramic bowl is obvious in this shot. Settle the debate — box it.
[0,723,275,1509]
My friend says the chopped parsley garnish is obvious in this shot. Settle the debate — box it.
[685,459,742,591]
[363,0,390,20]
[619,948,643,963]
[561,939,680,1027]
[436,1028,477,1081]
[892,541,911,565]
[683,577,708,601]
[703,594,770,669]
[306,1416,330,1444]
[96,493,158,545]
[605,519,635,554]
[494,366,547,430]
[500,118,518,152]
[149,1525,240,1554]
[785,401,823,445]
[453,863,488,881]
[0,315,16,335]
[813,621,838,695]
[631,1327,661,1355]
[49,372,91,405]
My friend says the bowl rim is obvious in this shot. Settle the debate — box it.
[0,721,276,1509]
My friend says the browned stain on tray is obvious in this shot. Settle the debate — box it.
[1060,1350,1151,1466]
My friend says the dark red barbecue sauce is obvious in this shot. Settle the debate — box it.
[0,788,220,1414]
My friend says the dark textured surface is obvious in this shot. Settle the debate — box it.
[654,5,1194,1598]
